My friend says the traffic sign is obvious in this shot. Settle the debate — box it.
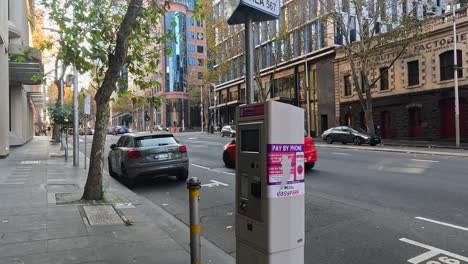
[84,94,91,115]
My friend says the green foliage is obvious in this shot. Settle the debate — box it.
[47,103,74,129]
[41,0,174,91]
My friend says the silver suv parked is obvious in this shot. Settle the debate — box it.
[108,132,189,186]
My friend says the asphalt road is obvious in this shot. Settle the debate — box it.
[77,132,468,264]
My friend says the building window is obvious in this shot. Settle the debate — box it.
[407,60,419,86]
[344,75,352,96]
[440,50,463,81]
[188,44,195,52]
[360,74,366,93]
[188,57,195,65]
[198,72,203,79]
[188,17,194,26]
[380,67,389,91]
[198,59,204,66]
[349,16,356,43]
[188,32,195,39]
[197,45,204,53]
[196,19,203,27]
[197,32,204,40]
[375,22,381,34]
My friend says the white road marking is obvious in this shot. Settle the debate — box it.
[201,180,229,187]
[410,159,439,163]
[415,216,468,232]
[331,152,350,156]
[226,225,233,229]
[222,172,235,175]
[79,139,84,142]
[192,164,210,170]
[400,238,468,263]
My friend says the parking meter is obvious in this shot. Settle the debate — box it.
[235,100,305,264]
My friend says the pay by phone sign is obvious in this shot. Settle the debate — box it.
[267,144,305,198]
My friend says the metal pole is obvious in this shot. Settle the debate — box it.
[187,177,202,264]
[201,86,204,133]
[214,95,217,131]
[84,116,87,170]
[305,58,311,136]
[245,17,254,104]
[73,66,79,166]
[65,129,68,161]
[182,93,185,132]
[453,4,461,148]
[60,79,64,150]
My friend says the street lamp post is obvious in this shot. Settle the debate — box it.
[452,3,461,148]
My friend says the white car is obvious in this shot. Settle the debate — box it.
[221,125,236,137]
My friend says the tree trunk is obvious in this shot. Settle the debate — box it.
[82,0,143,200]
[82,96,108,200]
[366,99,376,136]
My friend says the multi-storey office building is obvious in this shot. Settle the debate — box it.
[0,0,44,158]
[209,0,447,136]
[155,0,206,129]
[111,0,206,130]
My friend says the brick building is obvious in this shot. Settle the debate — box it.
[335,9,468,141]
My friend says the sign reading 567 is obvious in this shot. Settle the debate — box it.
[241,0,280,17]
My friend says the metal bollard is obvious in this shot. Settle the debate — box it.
[187,177,202,264]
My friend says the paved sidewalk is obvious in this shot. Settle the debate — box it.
[0,137,234,264]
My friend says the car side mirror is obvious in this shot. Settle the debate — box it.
[110,144,116,150]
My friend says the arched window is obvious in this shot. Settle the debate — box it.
[440,50,463,81]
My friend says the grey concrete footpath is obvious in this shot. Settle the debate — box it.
[314,142,468,157]
[0,137,234,264]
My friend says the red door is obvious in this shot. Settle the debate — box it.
[409,107,422,137]
[440,99,467,137]
[381,111,392,139]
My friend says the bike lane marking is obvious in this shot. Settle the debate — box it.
[400,238,468,264]
[415,217,468,232]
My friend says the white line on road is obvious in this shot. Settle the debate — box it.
[331,152,350,156]
[410,159,439,163]
[191,164,210,170]
[400,238,468,262]
[79,139,84,142]
[223,172,235,175]
[201,180,229,187]
[415,216,468,232]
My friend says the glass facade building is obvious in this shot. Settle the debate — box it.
[165,12,187,93]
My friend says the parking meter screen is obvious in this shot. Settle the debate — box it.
[241,129,259,152]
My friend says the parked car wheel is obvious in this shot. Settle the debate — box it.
[176,170,189,181]
[108,158,117,178]
[370,142,377,146]
[305,162,315,170]
[326,136,333,144]
[121,165,135,187]
[223,152,235,168]
[353,137,362,145]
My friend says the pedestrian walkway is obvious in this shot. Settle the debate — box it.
[0,136,234,264]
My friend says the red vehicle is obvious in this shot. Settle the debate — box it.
[223,135,318,169]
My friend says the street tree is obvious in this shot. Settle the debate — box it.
[327,0,426,135]
[43,0,174,200]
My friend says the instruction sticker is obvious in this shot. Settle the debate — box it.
[267,144,305,198]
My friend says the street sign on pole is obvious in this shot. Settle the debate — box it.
[84,94,91,116]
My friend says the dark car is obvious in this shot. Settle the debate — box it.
[108,132,189,186]
[79,127,93,135]
[321,126,381,146]
[223,134,318,169]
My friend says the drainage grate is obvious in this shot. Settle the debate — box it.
[83,205,123,225]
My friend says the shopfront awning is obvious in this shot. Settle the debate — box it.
[8,44,43,85]
[27,91,44,109]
